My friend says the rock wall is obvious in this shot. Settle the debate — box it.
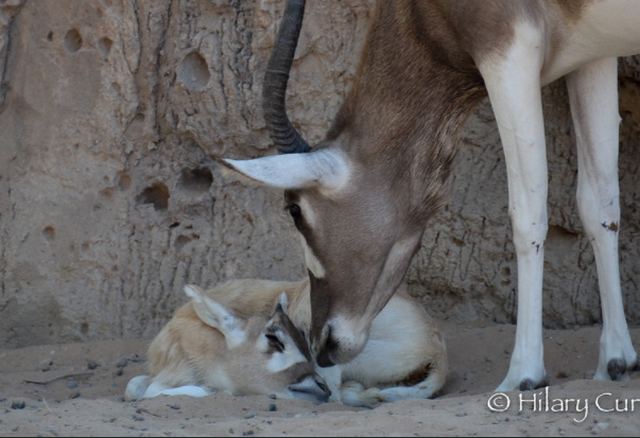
[1,0,640,348]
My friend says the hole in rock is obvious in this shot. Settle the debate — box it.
[97,37,112,58]
[117,172,131,190]
[179,167,213,193]
[175,233,200,252]
[137,182,170,211]
[64,28,82,52]
[177,51,210,91]
[43,226,56,240]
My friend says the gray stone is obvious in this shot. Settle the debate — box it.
[1,1,640,348]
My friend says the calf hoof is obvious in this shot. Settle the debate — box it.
[607,358,628,381]
[519,377,548,391]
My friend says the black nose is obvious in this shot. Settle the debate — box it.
[316,346,335,368]
[315,332,338,368]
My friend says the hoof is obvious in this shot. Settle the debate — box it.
[607,358,627,381]
[519,377,548,391]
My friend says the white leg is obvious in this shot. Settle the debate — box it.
[377,369,444,402]
[143,381,211,399]
[155,385,211,398]
[479,22,548,392]
[125,375,151,401]
[567,57,637,381]
[339,381,382,408]
[315,365,343,402]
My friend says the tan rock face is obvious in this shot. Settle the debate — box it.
[1,0,639,347]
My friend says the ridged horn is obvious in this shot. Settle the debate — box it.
[262,0,310,154]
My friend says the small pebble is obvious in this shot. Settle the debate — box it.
[132,414,145,422]
[268,394,277,400]
[11,401,26,410]
[268,403,277,412]
[69,392,81,399]
[242,431,254,437]
[168,404,181,410]
[87,360,99,370]
[115,368,124,377]
[244,412,256,419]
[66,378,78,389]
[116,358,129,368]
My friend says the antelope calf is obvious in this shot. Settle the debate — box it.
[125,279,446,407]
[125,284,329,403]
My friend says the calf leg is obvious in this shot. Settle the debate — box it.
[567,57,637,381]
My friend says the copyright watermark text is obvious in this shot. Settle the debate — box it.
[487,387,640,423]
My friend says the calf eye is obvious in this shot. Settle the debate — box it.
[286,203,302,220]
[266,333,285,353]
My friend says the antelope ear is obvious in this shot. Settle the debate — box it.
[183,285,247,349]
[221,149,350,191]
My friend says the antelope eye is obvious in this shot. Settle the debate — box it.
[286,203,301,220]
[266,333,285,353]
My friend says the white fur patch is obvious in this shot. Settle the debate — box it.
[298,197,317,227]
[156,385,211,398]
[266,348,308,374]
[299,234,326,278]
[125,375,151,400]
[258,330,308,374]
[184,285,247,349]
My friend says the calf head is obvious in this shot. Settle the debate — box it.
[185,285,330,401]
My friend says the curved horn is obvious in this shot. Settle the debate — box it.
[263,0,311,154]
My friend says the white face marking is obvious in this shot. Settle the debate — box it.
[257,334,308,374]
[298,196,317,227]
[266,349,307,374]
[299,233,326,279]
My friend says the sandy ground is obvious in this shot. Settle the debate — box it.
[1,323,640,436]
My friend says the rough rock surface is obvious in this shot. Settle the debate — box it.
[1,0,640,347]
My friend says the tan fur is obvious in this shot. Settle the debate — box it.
[134,278,447,405]
[126,288,320,401]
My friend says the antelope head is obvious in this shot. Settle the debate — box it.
[222,0,441,367]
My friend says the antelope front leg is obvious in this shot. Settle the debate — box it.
[567,57,638,381]
[480,24,548,392]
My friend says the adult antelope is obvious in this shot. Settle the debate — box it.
[221,0,640,391]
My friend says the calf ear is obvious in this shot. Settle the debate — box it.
[183,285,247,349]
[275,292,289,314]
[220,149,350,191]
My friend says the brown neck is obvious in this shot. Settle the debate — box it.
[327,0,487,218]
